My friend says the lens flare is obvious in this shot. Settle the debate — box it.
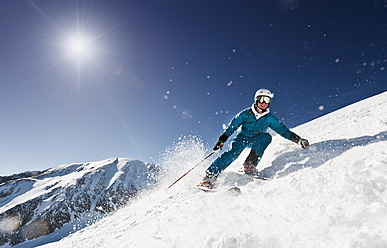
[0,215,23,233]
[23,219,51,240]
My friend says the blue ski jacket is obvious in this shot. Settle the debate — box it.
[222,107,295,141]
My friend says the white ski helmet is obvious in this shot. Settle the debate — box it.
[254,88,274,102]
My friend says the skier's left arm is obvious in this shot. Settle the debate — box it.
[268,115,309,149]
[289,133,310,149]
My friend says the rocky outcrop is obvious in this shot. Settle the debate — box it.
[0,158,159,246]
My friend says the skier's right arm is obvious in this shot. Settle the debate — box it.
[213,110,245,151]
[223,110,245,137]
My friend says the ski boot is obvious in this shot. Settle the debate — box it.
[240,162,258,176]
[198,173,217,189]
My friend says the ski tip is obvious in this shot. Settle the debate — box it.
[228,187,241,193]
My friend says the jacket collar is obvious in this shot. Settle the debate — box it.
[250,103,270,120]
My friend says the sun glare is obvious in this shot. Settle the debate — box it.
[25,0,122,89]
[64,33,93,61]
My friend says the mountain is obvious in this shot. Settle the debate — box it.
[2,91,387,248]
[0,158,160,247]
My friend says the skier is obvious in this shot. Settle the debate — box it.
[199,89,309,189]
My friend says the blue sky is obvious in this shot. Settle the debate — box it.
[0,0,386,175]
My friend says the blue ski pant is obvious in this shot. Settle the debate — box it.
[206,133,272,176]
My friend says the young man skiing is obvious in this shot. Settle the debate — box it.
[199,89,309,189]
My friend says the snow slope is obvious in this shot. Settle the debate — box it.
[17,92,387,247]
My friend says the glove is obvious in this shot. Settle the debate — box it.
[299,138,309,149]
[290,133,309,149]
[213,134,228,151]
[213,140,224,151]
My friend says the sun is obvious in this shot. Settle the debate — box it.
[25,0,122,90]
[64,33,93,61]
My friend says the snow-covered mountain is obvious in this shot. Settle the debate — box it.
[0,158,159,247]
[1,91,387,248]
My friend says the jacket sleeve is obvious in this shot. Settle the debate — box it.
[222,110,246,138]
[267,114,295,141]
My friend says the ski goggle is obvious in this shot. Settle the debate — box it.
[256,96,271,104]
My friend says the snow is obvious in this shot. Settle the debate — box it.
[5,91,387,247]
[107,159,127,189]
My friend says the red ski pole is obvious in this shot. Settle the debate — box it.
[167,151,215,189]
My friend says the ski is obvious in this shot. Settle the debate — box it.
[252,175,270,180]
[197,185,217,193]
[237,168,269,180]
[197,185,241,193]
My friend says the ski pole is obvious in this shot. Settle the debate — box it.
[167,151,215,189]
